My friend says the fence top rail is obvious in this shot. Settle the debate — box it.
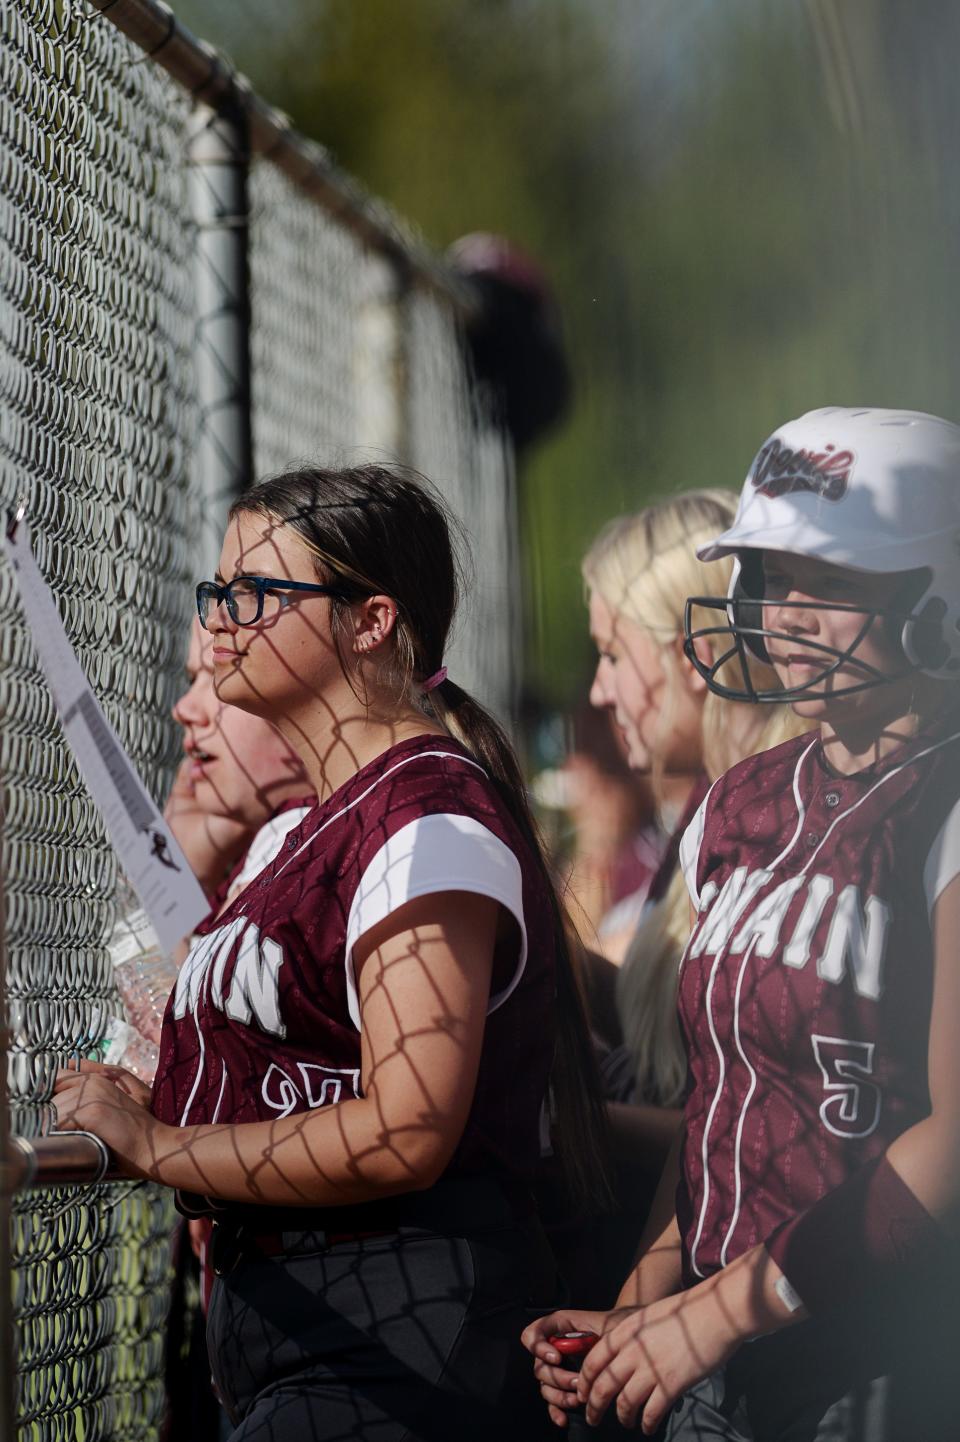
[87,0,478,316]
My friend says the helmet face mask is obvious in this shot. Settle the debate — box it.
[686,407,960,704]
[684,568,921,705]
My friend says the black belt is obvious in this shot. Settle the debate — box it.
[209,1173,535,1276]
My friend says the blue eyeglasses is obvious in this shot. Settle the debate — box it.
[196,576,348,630]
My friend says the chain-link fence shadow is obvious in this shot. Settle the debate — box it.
[0,2,519,1436]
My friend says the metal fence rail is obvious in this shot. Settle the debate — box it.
[86,0,477,313]
[0,2,518,1437]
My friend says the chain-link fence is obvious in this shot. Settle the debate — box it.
[0,2,518,1436]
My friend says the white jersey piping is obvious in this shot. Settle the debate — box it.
[274,749,487,879]
[719,935,760,1267]
[689,726,960,1274]
[688,929,733,1279]
[175,748,487,1127]
[211,1058,229,1126]
[688,743,812,1276]
[179,1003,207,1128]
[766,738,818,870]
[799,728,960,876]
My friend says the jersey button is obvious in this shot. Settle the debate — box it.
[287,833,299,849]
[824,791,841,808]
[805,831,820,847]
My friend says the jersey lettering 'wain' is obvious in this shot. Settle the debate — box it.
[150,736,558,1213]
[691,867,891,999]
[174,917,287,1038]
[676,726,960,1281]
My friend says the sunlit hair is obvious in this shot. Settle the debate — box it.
[581,490,811,1106]
[582,489,740,639]
[231,463,610,1209]
[581,490,742,800]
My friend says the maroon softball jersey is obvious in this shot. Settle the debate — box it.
[676,721,960,1283]
[151,735,556,1209]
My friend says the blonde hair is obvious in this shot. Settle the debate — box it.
[584,492,814,1106]
[582,490,741,802]
[581,489,739,641]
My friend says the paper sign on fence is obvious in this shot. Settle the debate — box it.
[2,518,208,953]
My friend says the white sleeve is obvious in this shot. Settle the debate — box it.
[344,813,527,1030]
[678,785,715,911]
[924,797,960,918]
[230,808,312,895]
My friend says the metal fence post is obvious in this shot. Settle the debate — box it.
[355,257,411,465]
[187,101,253,576]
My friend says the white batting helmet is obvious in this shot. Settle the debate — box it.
[683,407,960,701]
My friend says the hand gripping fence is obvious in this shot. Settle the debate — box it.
[0,2,520,1436]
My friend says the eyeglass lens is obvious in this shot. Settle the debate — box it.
[198,579,263,628]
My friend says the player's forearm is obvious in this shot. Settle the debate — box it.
[705,1241,804,1342]
[615,1124,685,1305]
[141,1097,451,1207]
[616,1211,684,1306]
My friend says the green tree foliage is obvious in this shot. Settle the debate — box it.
[174,0,960,706]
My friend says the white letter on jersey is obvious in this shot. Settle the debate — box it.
[225,924,287,1038]
[690,867,770,957]
[731,875,805,957]
[817,886,890,1000]
[173,916,247,1019]
[697,880,718,914]
[783,874,833,970]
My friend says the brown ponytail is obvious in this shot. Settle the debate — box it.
[233,464,611,1212]
[427,677,612,1212]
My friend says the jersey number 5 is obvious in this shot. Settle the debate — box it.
[811,1034,882,1139]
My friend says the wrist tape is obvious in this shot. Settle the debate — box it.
[765,1154,944,1316]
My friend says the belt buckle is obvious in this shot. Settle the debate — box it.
[211,1220,245,1276]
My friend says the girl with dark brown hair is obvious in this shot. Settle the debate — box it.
[55,464,607,1441]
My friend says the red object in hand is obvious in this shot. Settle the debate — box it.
[547,1334,600,1439]
[547,1331,599,1370]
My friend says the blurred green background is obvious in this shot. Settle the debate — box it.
[173,0,960,711]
